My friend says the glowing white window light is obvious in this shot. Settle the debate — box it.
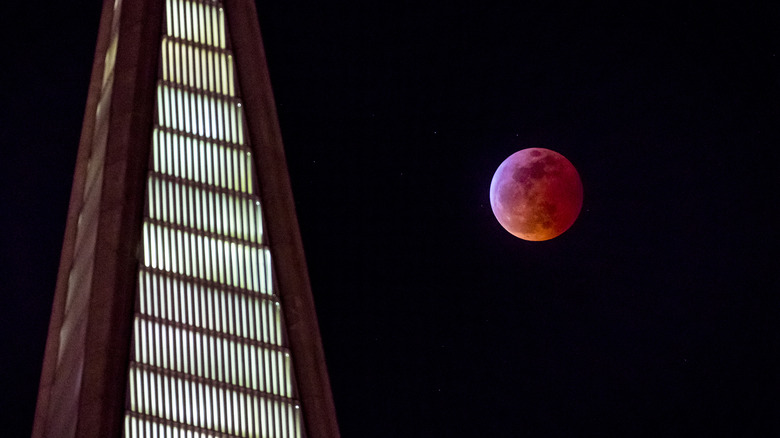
[227,340,236,385]
[219,56,228,100]
[173,40,180,85]
[217,8,225,48]
[197,3,205,44]
[214,100,223,141]
[217,388,226,432]
[186,42,194,88]
[161,42,170,84]
[159,87,167,128]
[274,303,283,346]
[169,0,178,38]
[274,400,281,438]
[237,105,245,145]
[176,378,185,424]
[186,0,195,42]
[174,88,183,132]
[227,57,235,96]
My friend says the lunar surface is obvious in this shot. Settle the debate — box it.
[489,148,583,241]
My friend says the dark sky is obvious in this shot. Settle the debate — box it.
[2,1,778,436]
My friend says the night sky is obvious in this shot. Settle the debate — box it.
[2,1,778,436]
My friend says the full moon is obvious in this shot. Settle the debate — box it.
[490,148,583,241]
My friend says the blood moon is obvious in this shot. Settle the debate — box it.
[489,148,583,241]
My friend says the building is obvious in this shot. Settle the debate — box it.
[31,1,339,437]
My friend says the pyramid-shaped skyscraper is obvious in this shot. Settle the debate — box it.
[32,1,339,437]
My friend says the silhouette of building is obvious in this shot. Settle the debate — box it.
[32,1,339,437]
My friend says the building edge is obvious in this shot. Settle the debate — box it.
[31,0,164,436]
[31,1,116,437]
[75,0,163,436]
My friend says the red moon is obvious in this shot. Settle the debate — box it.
[490,148,583,241]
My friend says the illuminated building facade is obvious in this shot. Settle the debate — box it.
[32,1,339,437]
